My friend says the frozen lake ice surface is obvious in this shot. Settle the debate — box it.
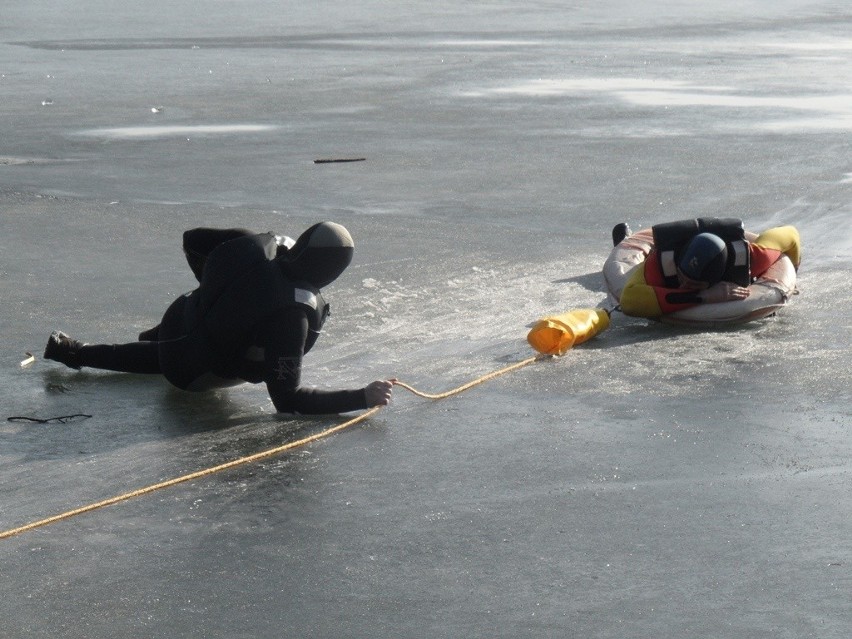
[1,1,850,637]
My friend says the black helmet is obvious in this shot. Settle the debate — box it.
[280,222,354,288]
[678,233,728,284]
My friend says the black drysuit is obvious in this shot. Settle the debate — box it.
[76,228,368,414]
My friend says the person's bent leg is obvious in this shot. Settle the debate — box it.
[45,332,161,373]
[79,341,162,373]
[755,226,801,269]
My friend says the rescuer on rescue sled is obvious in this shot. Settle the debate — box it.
[612,218,801,319]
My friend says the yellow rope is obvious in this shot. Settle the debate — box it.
[392,355,546,399]
[0,407,381,541]
[0,354,548,540]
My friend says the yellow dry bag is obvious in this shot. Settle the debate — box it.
[527,308,610,356]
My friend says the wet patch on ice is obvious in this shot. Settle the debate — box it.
[0,157,81,167]
[15,34,542,52]
[464,77,852,133]
[1,157,39,166]
[76,124,279,139]
[461,78,728,97]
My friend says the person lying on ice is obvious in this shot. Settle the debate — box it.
[611,218,801,319]
[44,222,395,414]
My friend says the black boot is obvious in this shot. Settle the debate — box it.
[611,223,632,246]
[44,331,84,370]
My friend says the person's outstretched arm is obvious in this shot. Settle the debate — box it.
[262,307,393,414]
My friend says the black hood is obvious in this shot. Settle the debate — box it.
[278,222,354,288]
